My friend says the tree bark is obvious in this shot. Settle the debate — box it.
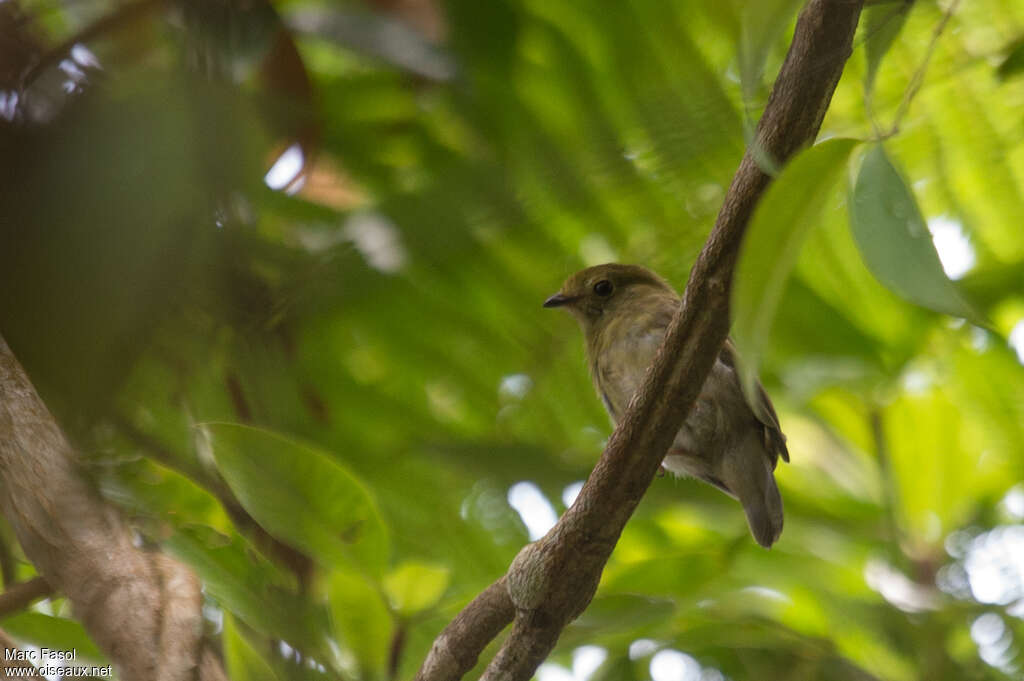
[0,334,227,681]
[0,629,40,674]
[415,1,865,680]
[415,577,515,681]
[0,576,52,617]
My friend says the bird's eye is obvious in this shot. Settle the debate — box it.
[593,280,613,297]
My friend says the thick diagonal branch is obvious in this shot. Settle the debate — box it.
[415,2,864,680]
[0,335,226,681]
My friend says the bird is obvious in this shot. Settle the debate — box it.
[543,263,789,548]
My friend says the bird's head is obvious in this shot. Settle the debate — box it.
[543,263,677,330]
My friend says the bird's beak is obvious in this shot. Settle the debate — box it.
[543,292,574,308]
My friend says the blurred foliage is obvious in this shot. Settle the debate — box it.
[1,0,1024,680]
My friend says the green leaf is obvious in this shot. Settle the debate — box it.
[383,561,451,616]
[996,36,1024,81]
[101,457,224,528]
[574,594,676,630]
[165,526,328,656]
[737,0,805,105]
[328,570,393,677]
[849,145,984,324]
[0,613,108,666]
[864,1,913,99]
[959,258,1024,310]
[223,614,281,681]
[770,278,886,366]
[886,383,1012,539]
[732,137,860,400]
[203,422,389,576]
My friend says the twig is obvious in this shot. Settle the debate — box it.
[0,577,53,617]
[0,629,40,673]
[224,372,253,424]
[888,0,961,135]
[869,409,904,554]
[388,622,408,680]
[415,2,865,680]
[0,535,16,587]
[18,0,164,89]
[414,578,514,681]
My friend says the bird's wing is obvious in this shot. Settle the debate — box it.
[720,338,789,464]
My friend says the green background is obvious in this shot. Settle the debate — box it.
[2,0,1024,679]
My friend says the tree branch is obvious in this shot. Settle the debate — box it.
[415,577,514,681]
[0,629,40,674]
[0,334,227,681]
[18,0,164,89]
[415,1,864,679]
[0,576,53,617]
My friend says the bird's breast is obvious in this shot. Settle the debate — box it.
[591,323,664,423]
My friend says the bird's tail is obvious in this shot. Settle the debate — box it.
[720,433,784,548]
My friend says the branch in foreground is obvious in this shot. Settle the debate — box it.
[0,629,39,674]
[18,0,164,88]
[416,577,515,680]
[0,576,53,618]
[0,335,226,681]
[415,2,865,680]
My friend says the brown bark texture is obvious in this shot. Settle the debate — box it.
[0,576,52,617]
[415,1,865,680]
[0,334,226,681]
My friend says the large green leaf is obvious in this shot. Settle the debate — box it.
[849,144,984,324]
[732,138,860,400]
[203,422,389,576]
[165,526,328,657]
[328,569,393,677]
[0,612,108,666]
[223,614,282,681]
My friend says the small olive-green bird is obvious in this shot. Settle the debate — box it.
[544,263,789,548]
